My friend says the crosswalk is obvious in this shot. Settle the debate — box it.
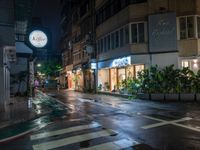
[31,120,139,150]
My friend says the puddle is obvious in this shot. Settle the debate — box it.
[79,140,91,148]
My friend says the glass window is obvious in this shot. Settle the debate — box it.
[138,23,145,43]
[126,66,134,79]
[197,17,200,38]
[115,31,119,48]
[180,17,187,39]
[131,24,138,43]
[100,39,103,53]
[187,17,194,38]
[107,35,111,50]
[135,65,144,79]
[104,37,107,52]
[120,28,124,47]
[124,25,129,44]
[111,33,115,49]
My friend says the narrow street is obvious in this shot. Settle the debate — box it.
[1,90,200,150]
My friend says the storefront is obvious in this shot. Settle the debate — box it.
[179,57,200,73]
[73,66,84,91]
[98,56,144,92]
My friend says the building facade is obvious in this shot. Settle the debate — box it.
[0,0,16,111]
[96,0,200,92]
[60,0,96,92]
[60,0,200,93]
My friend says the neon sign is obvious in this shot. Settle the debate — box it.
[112,56,131,67]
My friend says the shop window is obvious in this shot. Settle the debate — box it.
[126,66,134,78]
[110,68,117,91]
[98,69,110,91]
[179,16,195,39]
[182,60,189,68]
[135,65,144,78]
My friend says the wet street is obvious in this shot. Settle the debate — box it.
[1,90,200,150]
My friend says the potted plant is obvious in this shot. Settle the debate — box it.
[162,65,180,101]
[192,70,200,101]
[104,82,110,91]
[137,68,151,100]
[148,66,165,101]
[179,67,195,101]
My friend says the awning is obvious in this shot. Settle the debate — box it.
[15,42,33,54]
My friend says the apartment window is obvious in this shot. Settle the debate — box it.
[197,17,200,38]
[179,16,194,39]
[107,35,111,50]
[131,24,137,43]
[115,31,119,48]
[104,37,107,52]
[131,22,145,43]
[100,39,103,53]
[125,25,129,44]
[138,23,145,42]
[187,17,194,38]
[111,33,115,49]
[120,28,124,47]
[97,40,100,54]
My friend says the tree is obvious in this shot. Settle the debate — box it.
[37,60,61,77]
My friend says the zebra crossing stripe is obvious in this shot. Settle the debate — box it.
[30,122,101,140]
[32,129,117,150]
[80,139,139,150]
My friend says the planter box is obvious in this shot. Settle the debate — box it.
[151,93,165,101]
[180,93,195,101]
[165,94,179,101]
[196,93,200,102]
[137,93,150,100]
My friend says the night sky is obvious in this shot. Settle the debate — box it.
[32,0,61,52]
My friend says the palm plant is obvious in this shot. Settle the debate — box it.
[149,65,164,93]
[137,68,150,93]
[192,70,200,93]
[162,65,180,93]
[179,67,195,93]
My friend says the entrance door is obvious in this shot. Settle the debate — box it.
[110,68,117,91]
[118,68,126,89]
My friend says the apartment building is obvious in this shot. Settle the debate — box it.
[96,0,200,92]
[60,0,96,92]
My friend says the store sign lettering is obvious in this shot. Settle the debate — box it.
[112,56,131,67]
[29,30,48,48]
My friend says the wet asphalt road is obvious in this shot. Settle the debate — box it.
[1,90,200,150]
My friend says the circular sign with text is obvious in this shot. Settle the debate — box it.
[29,30,48,48]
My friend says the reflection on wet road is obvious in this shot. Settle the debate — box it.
[1,90,200,150]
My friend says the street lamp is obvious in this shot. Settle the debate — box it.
[37,63,41,67]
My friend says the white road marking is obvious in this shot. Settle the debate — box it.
[141,115,200,132]
[142,117,191,129]
[30,122,101,140]
[32,129,117,150]
[80,139,139,150]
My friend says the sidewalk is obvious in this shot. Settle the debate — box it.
[0,91,67,143]
[0,91,52,129]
